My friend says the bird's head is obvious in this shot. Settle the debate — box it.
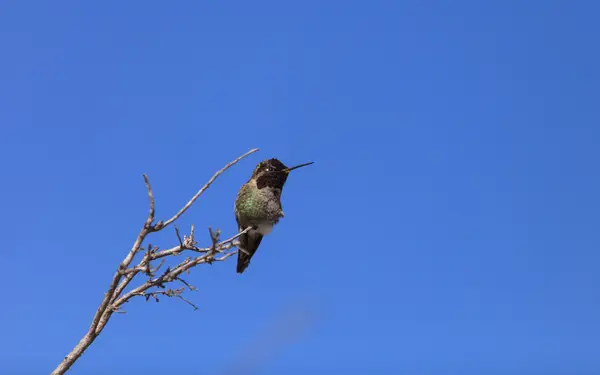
[250,158,314,189]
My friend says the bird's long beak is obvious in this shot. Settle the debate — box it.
[283,162,314,173]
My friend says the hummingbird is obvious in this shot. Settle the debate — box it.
[234,158,314,274]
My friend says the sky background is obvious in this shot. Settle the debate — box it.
[1,1,599,374]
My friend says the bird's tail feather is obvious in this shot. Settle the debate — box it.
[237,230,264,274]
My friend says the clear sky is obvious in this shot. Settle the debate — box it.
[1,1,599,374]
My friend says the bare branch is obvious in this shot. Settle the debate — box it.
[215,250,238,262]
[149,226,249,260]
[162,148,259,228]
[51,148,258,375]
[151,244,203,260]
[87,173,159,338]
[112,246,238,309]
[142,174,155,230]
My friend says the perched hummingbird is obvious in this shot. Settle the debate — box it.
[234,158,314,274]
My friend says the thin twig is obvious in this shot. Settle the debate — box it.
[208,227,219,257]
[176,277,197,291]
[217,226,252,247]
[152,259,166,273]
[143,174,155,230]
[174,225,184,248]
[137,288,200,311]
[177,295,199,311]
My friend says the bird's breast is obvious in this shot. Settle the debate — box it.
[256,223,273,235]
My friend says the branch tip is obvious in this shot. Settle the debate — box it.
[162,148,259,229]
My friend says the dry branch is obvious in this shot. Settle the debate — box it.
[50,148,259,375]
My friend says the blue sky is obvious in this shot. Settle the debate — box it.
[1,1,599,374]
